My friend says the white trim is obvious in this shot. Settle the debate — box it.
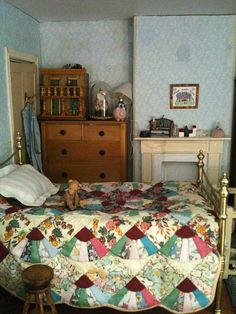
[5,48,39,154]
[7,48,38,64]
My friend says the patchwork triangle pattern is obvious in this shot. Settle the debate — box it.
[11,228,59,263]
[61,227,108,261]
[160,225,213,261]
[0,181,220,313]
[109,277,159,309]
[110,225,158,258]
[0,241,9,262]
[161,278,209,312]
[71,274,109,306]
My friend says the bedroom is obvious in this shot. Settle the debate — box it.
[0,0,236,313]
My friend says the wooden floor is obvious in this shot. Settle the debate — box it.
[0,282,235,314]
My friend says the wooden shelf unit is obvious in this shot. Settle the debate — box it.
[40,68,89,119]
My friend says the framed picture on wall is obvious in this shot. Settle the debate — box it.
[170,84,199,109]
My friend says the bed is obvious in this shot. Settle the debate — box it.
[0,134,235,314]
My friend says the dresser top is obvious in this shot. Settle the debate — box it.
[38,117,127,125]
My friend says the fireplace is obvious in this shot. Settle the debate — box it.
[152,153,204,182]
[135,137,230,184]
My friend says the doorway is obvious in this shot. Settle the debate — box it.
[5,48,39,162]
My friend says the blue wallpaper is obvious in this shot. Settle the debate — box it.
[0,1,40,161]
[133,16,236,180]
[1,4,236,182]
[134,16,236,134]
[40,20,132,88]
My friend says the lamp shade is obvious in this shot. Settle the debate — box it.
[111,82,132,103]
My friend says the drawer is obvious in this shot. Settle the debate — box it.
[83,124,120,141]
[46,162,121,183]
[45,124,82,140]
[46,141,121,161]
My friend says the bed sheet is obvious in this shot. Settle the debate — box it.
[0,181,220,313]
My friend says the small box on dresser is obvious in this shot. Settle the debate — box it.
[40,119,128,183]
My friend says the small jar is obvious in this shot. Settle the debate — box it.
[211,122,225,138]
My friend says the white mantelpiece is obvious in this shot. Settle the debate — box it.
[135,137,231,184]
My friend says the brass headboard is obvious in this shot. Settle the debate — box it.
[0,132,23,167]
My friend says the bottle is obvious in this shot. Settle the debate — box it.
[184,125,189,137]
[172,124,178,137]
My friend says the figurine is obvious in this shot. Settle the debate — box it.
[95,90,109,117]
[113,97,126,121]
[64,179,81,210]
[150,117,157,130]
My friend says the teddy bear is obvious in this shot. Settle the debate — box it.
[64,179,81,210]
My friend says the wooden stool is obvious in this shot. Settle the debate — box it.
[22,264,57,314]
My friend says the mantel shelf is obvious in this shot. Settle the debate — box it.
[134,136,231,141]
[136,136,230,184]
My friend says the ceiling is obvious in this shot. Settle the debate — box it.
[5,0,236,22]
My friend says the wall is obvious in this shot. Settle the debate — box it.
[1,7,235,182]
[40,20,132,88]
[0,1,40,161]
[133,16,236,180]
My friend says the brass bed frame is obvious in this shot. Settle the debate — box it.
[0,137,234,314]
[197,150,236,314]
[0,132,23,167]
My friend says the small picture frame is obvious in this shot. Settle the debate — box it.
[170,84,199,109]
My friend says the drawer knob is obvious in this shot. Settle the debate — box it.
[100,172,106,179]
[99,130,105,136]
[61,172,68,178]
[60,129,66,135]
[61,149,68,155]
[99,149,105,156]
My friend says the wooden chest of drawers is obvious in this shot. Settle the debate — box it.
[40,120,128,183]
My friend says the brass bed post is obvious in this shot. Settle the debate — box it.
[0,132,23,167]
[215,173,228,314]
[197,150,204,187]
[16,132,23,165]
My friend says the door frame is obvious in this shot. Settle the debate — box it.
[4,47,39,154]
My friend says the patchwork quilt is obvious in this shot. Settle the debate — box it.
[0,181,220,313]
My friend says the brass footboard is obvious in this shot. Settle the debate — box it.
[197,150,228,314]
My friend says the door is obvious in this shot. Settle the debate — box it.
[10,61,37,162]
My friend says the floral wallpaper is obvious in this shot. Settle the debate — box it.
[1,3,236,183]
[134,16,236,134]
[133,16,236,180]
[40,20,132,88]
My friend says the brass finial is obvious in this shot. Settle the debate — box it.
[16,132,23,165]
[220,172,229,198]
[197,150,205,162]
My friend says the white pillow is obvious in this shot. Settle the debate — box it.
[0,164,59,206]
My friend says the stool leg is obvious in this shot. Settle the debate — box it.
[22,293,31,314]
[45,289,57,314]
[38,293,45,314]
[35,293,40,312]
